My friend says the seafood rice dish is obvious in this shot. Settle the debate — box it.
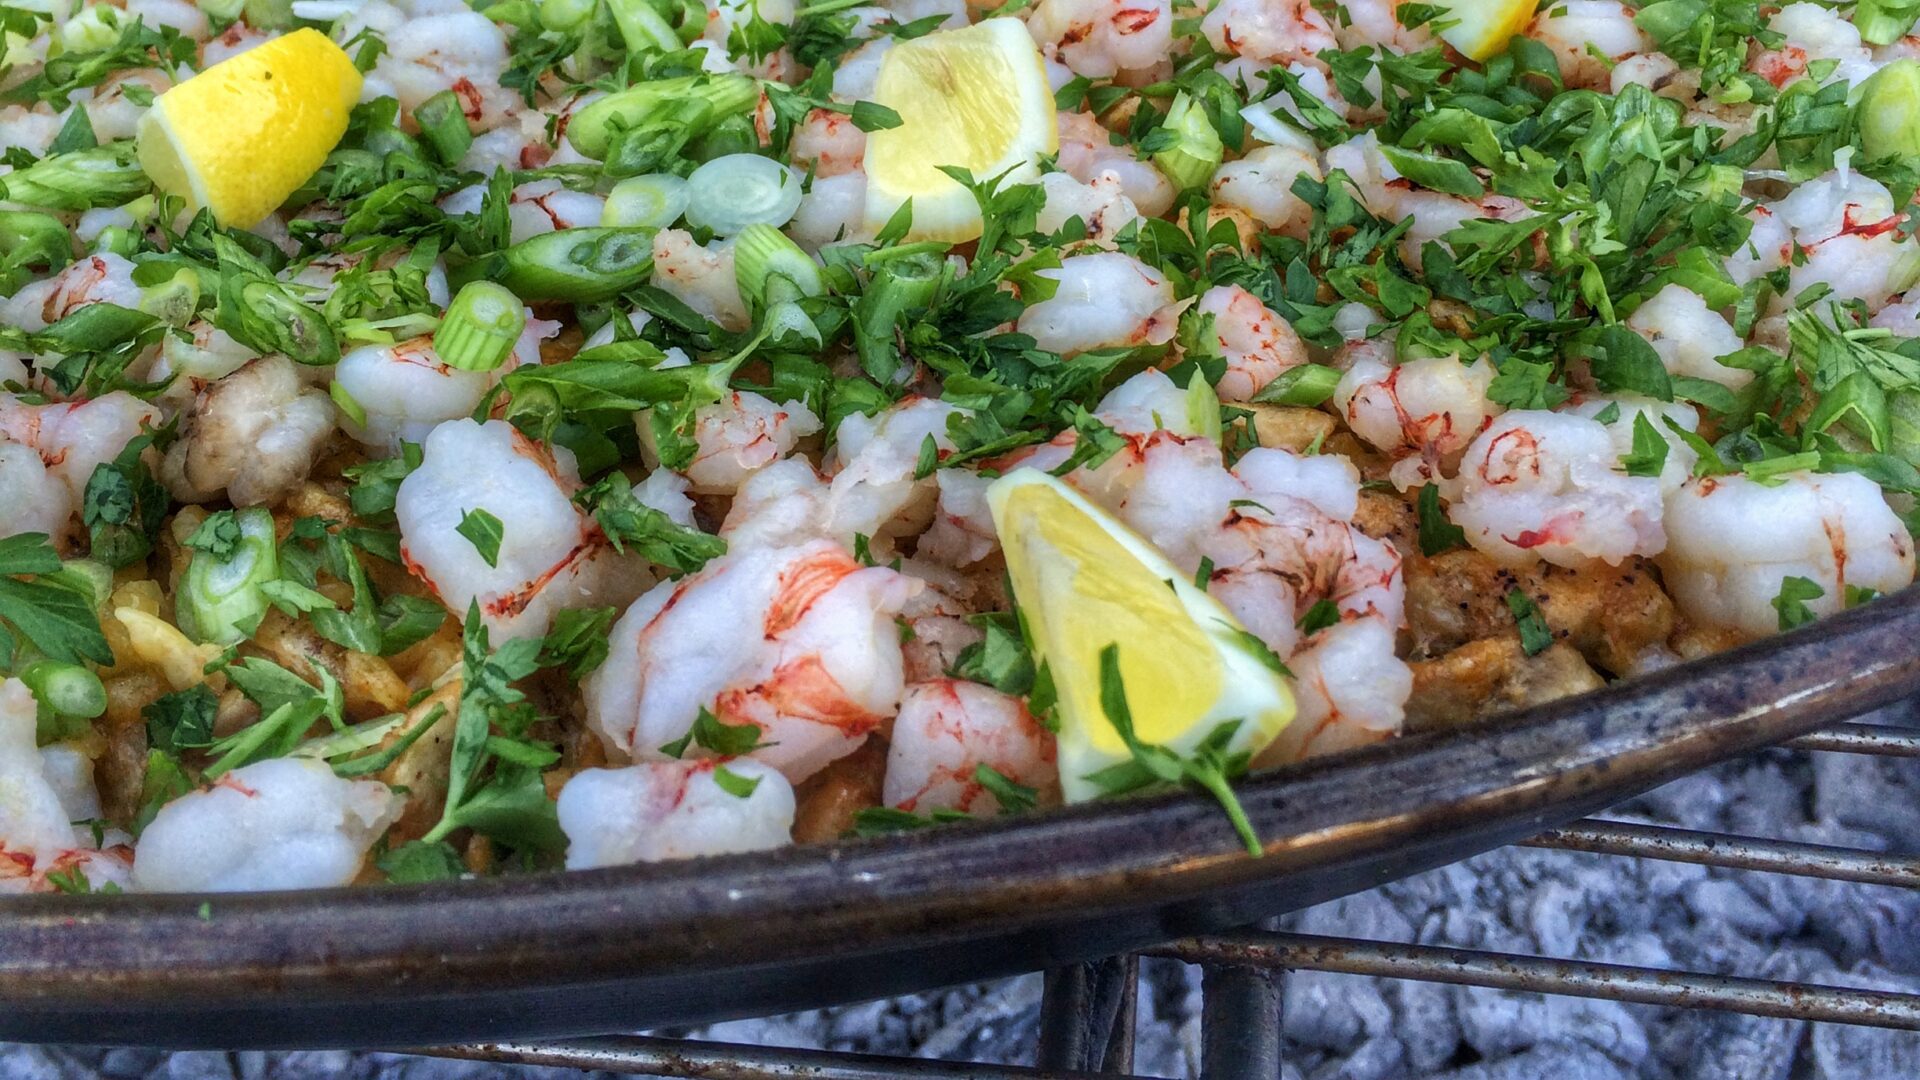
[0,0,1916,893]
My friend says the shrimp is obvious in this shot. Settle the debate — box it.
[918,469,998,567]
[1258,618,1411,764]
[1200,0,1337,68]
[0,444,66,541]
[1025,0,1172,79]
[1325,133,1541,263]
[0,390,158,542]
[1078,436,1410,751]
[131,758,403,892]
[1333,0,1434,53]
[713,399,967,555]
[0,105,62,158]
[791,108,867,178]
[396,418,648,641]
[1626,284,1753,390]
[702,0,799,78]
[333,311,558,453]
[1210,143,1322,239]
[1449,410,1683,568]
[200,21,273,66]
[122,0,208,39]
[896,560,989,682]
[789,172,872,251]
[75,69,171,142]
[557,759,796,867]
[1193,284,1309,401]
[1727,170,1915,312]
[651,229,751,331]
[158,356,337,508]
[0,679,133,895]
[821,396,969,546]
[157,321,260,388]
[1525,0,1653,90]
[1565,394,1702,496]
[0,253,141,333]
[1659,471,1915,638]
[584,539,919,783]
[439,179,605,245]
[1016,252,1185,357]
[1036,170,1141,245]
[361,10,519,133]
[1333,348,1502,491]
[642,390,823,495]
[1057,111,1175,218]
[1750,3,1878,89]
[884,678,1058,815]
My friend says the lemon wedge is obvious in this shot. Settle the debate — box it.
[137,28,362,228]
[987,470,1294,805]
[1434,0,1538,61]
[862,17,1058,243]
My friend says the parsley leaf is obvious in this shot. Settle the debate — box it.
[1772,575,1825,631]
[1415,483,1468,556]
[456,508,505,568]
[1505,589,1553,656]
[1618,412,1671,477]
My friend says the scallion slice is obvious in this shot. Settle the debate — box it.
[684,154,803,236]
[603,174,690,228]
[733,223,824,312]
[436,282,527,373]
[20,660,107,720]
[177,507,280,646]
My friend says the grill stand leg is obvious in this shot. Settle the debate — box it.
[1036,954,1138,1073]
[1200,961,1283,1080]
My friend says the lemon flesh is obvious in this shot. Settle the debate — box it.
[988,470,1294,804]
[863,17,1058,242]
[1435,0,1538,61]
[137,28,362,228]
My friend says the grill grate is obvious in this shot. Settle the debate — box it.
[418,719,1920,1079]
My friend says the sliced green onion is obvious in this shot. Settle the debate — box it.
[1185,369,1223,442]
[0,142,150,212]
[853,250,944,381]
[57,4,121,52]
[0,210,73,294]
[603,174,690,228]
[1860,60,1920,160]
[733,223,823,313]
[684,154,802,236]
[606,0,683,53]
[762,299,823,348]
[243,0,294,29]
[566,74,759,160]
[1250,363,1342,406]
[196,0,246,19]
[139,267,201,327]
[47,559,114,611]
[540,0,595,30]
[414,90,475,166]
[1152,91,1224,193]
[693,114,760,162]
[21,661,107,720]
[437,282,527,372]
[469,226,657,302]
[1857,0,1920,45]
[330,380,369,428]
[177,507,280,646]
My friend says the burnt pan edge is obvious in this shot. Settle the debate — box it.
[4,587,1917,1048]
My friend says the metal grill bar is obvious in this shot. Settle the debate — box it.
[1520,819,1920,886]
[1783,722,1920,757]
[423,1036,1150,1079]
[1155,932,1920,1030]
